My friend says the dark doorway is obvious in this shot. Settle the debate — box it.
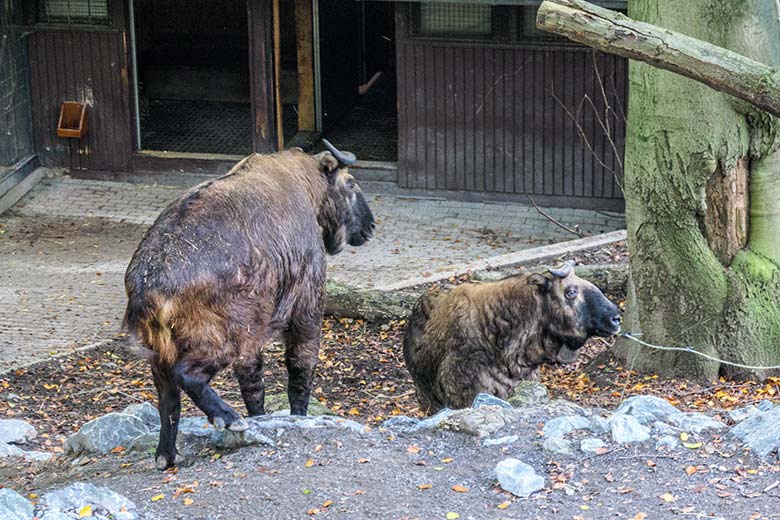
[317,1,397,162]
[133,0,252,155]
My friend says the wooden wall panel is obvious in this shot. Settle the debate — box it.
[27,29,133,171]
[395,11,628,209]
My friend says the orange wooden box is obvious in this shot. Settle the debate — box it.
[57,101,88,138]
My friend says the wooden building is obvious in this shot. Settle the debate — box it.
[0,0,628,210]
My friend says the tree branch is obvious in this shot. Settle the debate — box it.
[537,0,780,118]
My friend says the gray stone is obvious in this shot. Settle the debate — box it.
[440,406,518,437]
[381,416,421,431]
[472,393,513,410]
[580,437,607,454]
[666,412,725,434]
[655,435,679,451]
[757,399,774,412]
[588,416,611,435]
[264,394,335,416]
[652,421,677,436]
[495,458,545,497]
[121,401,160,430]
[543,436,574,455]
[42,483,136,520]
[381,408,456,434]
[727,406,780,458]
[483,435,519,447]
[64,414,150,455]
[540,399,588,417]
[614,395,679,425]
[610,414,651,444]
[543,415,590,438]
[0,488,34,520]
[728,405,760,424]
[0,441,24,458]
[22,450,52,462]
[507,381,550,408]
[0,419,37,444]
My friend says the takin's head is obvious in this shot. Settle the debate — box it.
[527,261,621,364]
[314,143,375,254]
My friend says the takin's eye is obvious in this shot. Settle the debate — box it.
[564,287,578,300]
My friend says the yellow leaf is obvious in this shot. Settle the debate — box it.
[446,513,460,520]
[679,432,689,441]
[151,494,164,502]
[27,493,38,499]
[323,499,333,508]
[417,483,433,490]
[183,498,194,506]
[659,492,676,503]
[451,485,469,493]
[580,505,590,510]
[348,407,360,416]
[441,457,453,463]
[497,501,511,510]
[304,459,315,467]
[78,505,93,518]
[683,442,703,449]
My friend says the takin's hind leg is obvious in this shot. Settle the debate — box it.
[174,357,249,432]
[151,360,182,470]
[284,319,321,416]
[234,347,266,417]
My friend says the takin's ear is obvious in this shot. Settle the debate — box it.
[527,273,553,292]
[314,151,339,178]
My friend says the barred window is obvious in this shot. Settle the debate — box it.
[37,0,109,25]
[518,6,567,42]
[415,3,492,38]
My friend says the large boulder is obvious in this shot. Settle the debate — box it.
[543,416,590,438]
[440,406,519,437]
[0,419,37,445]
[64,414,149,455]
[610,414,651,444]
[614,396,679,425]
[727,406,780,458]
[40,483,137,520]
[666,412,725,434]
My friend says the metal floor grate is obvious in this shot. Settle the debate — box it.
[141,99,252,155]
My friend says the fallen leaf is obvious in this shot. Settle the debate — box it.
[451,485,469,493]
[323,499,333,508]
[632,513,647,520]
[685,466,698,476]
[659,492,676,503]
[78,505,93,518]
[407,445,421,454]
[446,513,460,520]
[441,457,453,463]
[684,442,703,449]
[356,458,370,464]
[497,501,511,510]
[183,498,194,506]
[304,459,315,468]
[417,483,432,490]
[679,432,689,441]
[151,494,164,502]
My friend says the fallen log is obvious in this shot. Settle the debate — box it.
[536,0,780,118]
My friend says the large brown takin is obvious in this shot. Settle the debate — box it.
[403,263,621,414]
[123,143,374,469]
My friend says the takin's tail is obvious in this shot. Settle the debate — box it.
[122,294,178,366]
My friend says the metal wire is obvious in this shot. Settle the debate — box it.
[621,332,780,371]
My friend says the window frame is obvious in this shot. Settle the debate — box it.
[31,0,111,29]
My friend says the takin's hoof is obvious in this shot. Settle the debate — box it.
[213,417,226,431]
[228,418,249,432]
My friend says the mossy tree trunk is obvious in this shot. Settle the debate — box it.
[616,0,780,380]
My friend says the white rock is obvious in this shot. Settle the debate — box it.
[610,414,651,444]
[495,458,545,497]
[614,396,679,425]
[0,488,34,520]
[543,415,590,438]
[666,412,725,434]
[0,419,37,445]
[543,436,574,456]
[580,437,607,454]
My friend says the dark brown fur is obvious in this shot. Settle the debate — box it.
[123,149,374,468]
[403,267,621,414]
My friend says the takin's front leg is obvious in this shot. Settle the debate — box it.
[234,348,266,417]
[284,319,321,416]
[174,357,249,432]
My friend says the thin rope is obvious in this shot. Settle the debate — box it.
[620,332,780,371]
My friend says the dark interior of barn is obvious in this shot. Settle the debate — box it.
[133,0,252,155]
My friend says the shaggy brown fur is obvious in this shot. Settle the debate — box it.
[123,149,374,469]
[403,266,621,414]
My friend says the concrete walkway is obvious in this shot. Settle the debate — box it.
[0,173,624,371]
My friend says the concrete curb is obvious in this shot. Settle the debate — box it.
[377,230,627,292]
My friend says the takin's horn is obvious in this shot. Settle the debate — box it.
[548,260,574,279]
[322,139,357,166]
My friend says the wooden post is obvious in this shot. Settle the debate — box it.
[273,0,284,149]
[536,0,780,118]
[295,0,316,131]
